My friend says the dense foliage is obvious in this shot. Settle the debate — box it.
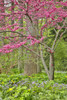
[0,72,67,100]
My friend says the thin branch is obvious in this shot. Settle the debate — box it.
[52,22,66,50]
[40,42,54,53]
[40,42,51,50]
[23,45,41,57]
[0,31,24,37]
[40,45,50,77]
[0,31,41,38]
[54,29,66,50]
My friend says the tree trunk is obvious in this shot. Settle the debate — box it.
[24,17,39,76]
[37,44,41,73]
[18,8,23,71]
[49,53,54,80]
[10,1,14,67]
[24,47,37,75]
[18,46,23,72]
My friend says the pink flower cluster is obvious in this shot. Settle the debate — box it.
[0,0,67,54]
[0,35,45,53]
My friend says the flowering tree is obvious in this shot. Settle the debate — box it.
[0,0,67,80]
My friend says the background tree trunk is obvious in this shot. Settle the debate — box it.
[18,46,23,72]
[10,1,14,68]
[24,17,39,75]
[0,0,5,73]
[49,53,54,80]
[18,9,23,72]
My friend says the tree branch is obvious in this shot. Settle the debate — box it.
[40,45,50,77]
[0,31,24,37]
[54,29,66,50]
[23,45,41,57]
[52,22,66,50]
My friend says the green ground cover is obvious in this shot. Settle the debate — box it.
[0,72,67,100]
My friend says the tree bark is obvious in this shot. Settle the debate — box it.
[18,8,23,71]
[24,16,39,76]
[18,46,23,71]
[10,1,14,67]
[24,47,37,75]
[49,53,54,80]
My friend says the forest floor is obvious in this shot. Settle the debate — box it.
[0,71,67,100]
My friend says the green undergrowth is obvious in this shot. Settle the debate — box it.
[0,72,67,100]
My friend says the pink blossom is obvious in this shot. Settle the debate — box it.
[15,0,18,5]
[0,49,2,53]
[12,26,19,31]
[5,36,9,39]
[0,0,66,53]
